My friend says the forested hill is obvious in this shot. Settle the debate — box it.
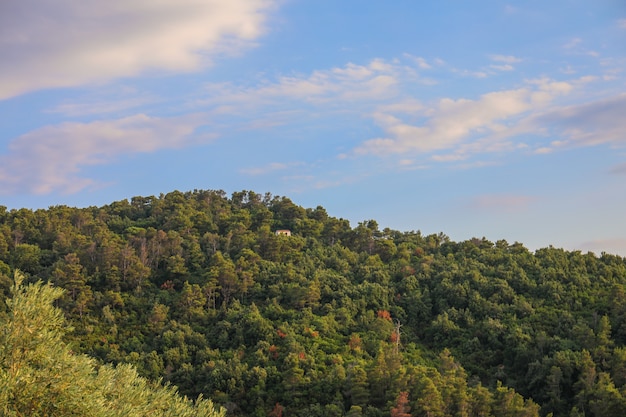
[1,189,626,416]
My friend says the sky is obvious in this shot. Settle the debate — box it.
[1,1,626,256]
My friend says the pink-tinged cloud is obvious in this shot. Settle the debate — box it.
[355,86,537,155]
[526,93,626,148]
[609,162,626,175]
[0,114,212,194]
[0,0,276,100]
[579,238,626,256]
[353,76,612,159]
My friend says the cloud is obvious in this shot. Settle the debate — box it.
[197,59,407,110]
[619,19,626,29]
[403,54,433,69]
[354,81,569,156]
[0,114,211,194]
[610,162,626,175]
[490,64,515,71]
[431,154,467,162]
[562,37,600,57]
[453,69,490,78]
[527,93,626,148]
[47,90,158,117]
[0,0,276,100]
[272,60,402,102]
[490,55,522,64]
[195,56,621,169]
[579,238,626,256]
[534,147,553,154]
[351,74,623,160]
[0,57,418,196]
[240,161,303,176]
[564,38,583,49]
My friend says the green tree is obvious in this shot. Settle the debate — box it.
[0,271,225,417]
[210,251,239,306]
[51,252,93,318]
[345,365,370,408]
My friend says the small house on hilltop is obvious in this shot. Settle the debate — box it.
[275,229,292,236]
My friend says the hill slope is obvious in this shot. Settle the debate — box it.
[1,189,625,416]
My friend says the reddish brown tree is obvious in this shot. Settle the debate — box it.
[391,391,411,417]
[269,402,283,417]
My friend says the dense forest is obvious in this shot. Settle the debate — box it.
[1,189,626,416]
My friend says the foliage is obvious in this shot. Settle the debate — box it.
[1,190,626,416]
[0,271,225,417]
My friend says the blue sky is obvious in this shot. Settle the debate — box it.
[1,0,626,255]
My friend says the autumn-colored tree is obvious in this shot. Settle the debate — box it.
[269,402,284,417]
[390,391,411,417]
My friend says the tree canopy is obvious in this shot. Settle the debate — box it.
[0,271,224,417]
[1,189,625,416]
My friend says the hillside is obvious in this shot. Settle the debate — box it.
[1,189,626,416]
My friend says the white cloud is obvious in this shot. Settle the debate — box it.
[403,54,433,69]
[431,154,467,162]
[490,64,515,71]
[355,86,542,156]
[196,57,620,167]
[619,19,626,29]
[534,147,552,154]
[0,0,275,100]
[564,38,583,49]
[488,55,521,72]
[240,162,303,176]
[198,59,405,109]
[490,55,522,64]
[0,114,211,194]
[351,74,606,159]
[0,58,408,195]
[47,90,158,117]
[562,37,600,57]
[453,69,490,78]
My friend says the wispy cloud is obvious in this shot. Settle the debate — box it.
[609,162,626,175]
[240,161,304,176]
[579,238,626,256]
[562,37,599,57]
[6,53,622,195]
[0,114,211,194]
[0,0,276,100]
[354,78,576,157]
[403,54,435,69]
[490,55,522,64]
[47,89,159,117]
[452,69,490,78]
[200,59,407,107]
[490,64,515,71]
[564,38,583,49]
[197,57,622,170]
[488,55,521,72]
[525,93,626,149]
